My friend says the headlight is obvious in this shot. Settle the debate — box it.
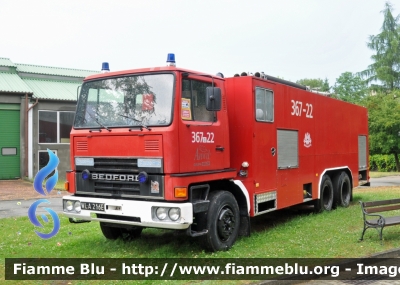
[66,200,73,211]
[168,208,181,221]
[74,201,81,213]
[156,207,168,220]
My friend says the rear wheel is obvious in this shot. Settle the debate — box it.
[333,171,351,207]
[201,191,240,252]
[314,175,334,212]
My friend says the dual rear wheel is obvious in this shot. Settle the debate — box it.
[315,171,351,212]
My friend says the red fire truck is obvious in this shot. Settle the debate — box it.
[63,54,369,251]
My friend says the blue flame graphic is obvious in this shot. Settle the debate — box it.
[28,199,60,239]
[30,149,60,239]
[33,149,59,196]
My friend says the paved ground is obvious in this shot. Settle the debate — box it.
[0,179,70,218]
[368,176,400,187]
[0,179,66,201]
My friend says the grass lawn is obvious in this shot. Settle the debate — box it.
[1,186,400,284]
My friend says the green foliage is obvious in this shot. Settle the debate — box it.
[332,72,368,104]
[296,78,330,92]
[365,91,400,165]
[359,2,400,90]
[370,154,398,171]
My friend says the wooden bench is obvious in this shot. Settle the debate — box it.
[359,198,400,243]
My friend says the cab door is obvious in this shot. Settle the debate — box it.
[178,77,226,173]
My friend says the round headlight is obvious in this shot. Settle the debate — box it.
[74,201,81,213]
[66,200,73,211]
[169,208,181,221]
[156,207,168,220]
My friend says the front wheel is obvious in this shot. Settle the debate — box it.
[100,222,122,240]
[100,223,143,240]
[314,175,334,212]
[202,191,240,252]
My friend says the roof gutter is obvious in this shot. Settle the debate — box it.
[25,94,38,177]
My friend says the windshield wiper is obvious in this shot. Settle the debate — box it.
[86,109,111,132]
[118,113,151,131]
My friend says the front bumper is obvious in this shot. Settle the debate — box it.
[62,196,193,230]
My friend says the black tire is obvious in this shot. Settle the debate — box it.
[314,175,334,212]
[202,191,240,252]
[100,223,143,240]
[333,171,352,208]
[100,222,122,240]
[121,227,143,240]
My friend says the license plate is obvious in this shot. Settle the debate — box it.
[81,202,105,212]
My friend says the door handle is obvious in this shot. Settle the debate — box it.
[216,146,224,151]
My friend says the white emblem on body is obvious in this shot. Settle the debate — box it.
[304,132,312,148]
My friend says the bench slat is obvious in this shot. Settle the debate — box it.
[365,204,400,214]
[366,216,400,226]
[363,198,400,207]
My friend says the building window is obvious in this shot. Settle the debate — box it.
[181,79,215,122]
[255,87,274,122]
[2,147,17,155]
[38,150,57,175]
[39,111,74,143]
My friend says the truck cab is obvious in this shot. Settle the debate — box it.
[63,61,241,251]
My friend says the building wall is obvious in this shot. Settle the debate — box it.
[31,100,76,181]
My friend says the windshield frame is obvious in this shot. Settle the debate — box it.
[73,72,176,130]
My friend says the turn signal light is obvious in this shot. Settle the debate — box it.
[174,187,187,198]
[64,181,69,191]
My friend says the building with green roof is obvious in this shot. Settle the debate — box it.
[0,57,97,180]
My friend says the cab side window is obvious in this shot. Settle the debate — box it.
[255,87,274,122]
[182,79,215,122]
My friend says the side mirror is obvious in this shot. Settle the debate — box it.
[77,85,81,101]
[206,87,222,111]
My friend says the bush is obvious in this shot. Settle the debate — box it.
[369,154,397,171]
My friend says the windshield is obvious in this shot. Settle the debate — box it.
[74,73,174,128]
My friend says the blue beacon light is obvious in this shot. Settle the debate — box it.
[101,62,110,73]
[82,169,90,180]
[138,172,148,183]
[166,53,176,66]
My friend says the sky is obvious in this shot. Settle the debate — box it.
[1,0,395,86]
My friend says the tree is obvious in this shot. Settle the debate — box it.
[365,90,400,171]
[360,2,400,91]
[332,72,368,104]
[296,78,330,92]
[359,2,400,170]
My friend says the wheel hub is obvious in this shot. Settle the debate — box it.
[217,207,235,241]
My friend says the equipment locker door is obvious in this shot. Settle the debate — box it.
[253,87,277,192]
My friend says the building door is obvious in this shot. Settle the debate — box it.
[0,104,20,179]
